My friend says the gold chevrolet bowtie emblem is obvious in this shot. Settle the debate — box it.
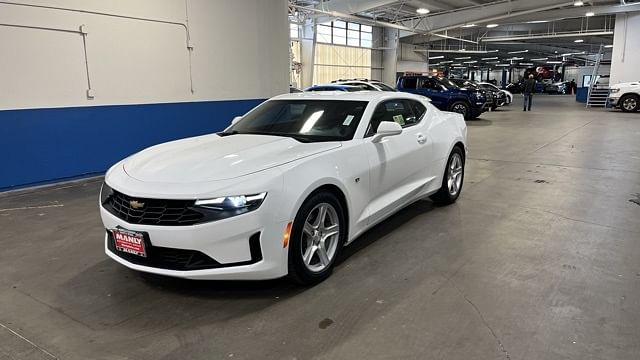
[129,200,145,209]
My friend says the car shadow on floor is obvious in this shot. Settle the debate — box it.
[127,199,437,297]
[466,119,493,126]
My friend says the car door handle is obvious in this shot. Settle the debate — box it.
[416,133,427,145]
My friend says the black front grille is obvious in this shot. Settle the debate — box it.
[104,191,204,226]
[107,231,263,270]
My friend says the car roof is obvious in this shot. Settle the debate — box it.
[305,84,359,90]
[272,91,426,102]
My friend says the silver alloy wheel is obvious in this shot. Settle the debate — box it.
[447,153,463,196]
[452,104,467,116]
[301,203,340,273]
[622,97,637,111]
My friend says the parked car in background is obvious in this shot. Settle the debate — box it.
[506,80,544,94]
[331,78,397,91]
[99,91,467,284]
[505,82,522,94]
[608,81,640,112]
[450,79,501,110]
[477,82,512,105]
[397,75,490,119]
[290,87,303,93]
[305,84,366,92]
[544,81,570,94]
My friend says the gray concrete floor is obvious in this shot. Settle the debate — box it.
[1,95,640,360]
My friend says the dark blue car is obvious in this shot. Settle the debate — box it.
[396,76,490,120]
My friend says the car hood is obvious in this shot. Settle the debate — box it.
[123,134,341,183]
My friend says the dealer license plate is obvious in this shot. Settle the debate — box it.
[112,228,147,258]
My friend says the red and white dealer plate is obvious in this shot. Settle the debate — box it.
[112,228,147,258]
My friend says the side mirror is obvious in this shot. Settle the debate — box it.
[231,116,242,125]
[372,121,403,143]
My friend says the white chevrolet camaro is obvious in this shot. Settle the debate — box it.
[99,91,467,284]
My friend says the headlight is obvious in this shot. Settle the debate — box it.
[610,88,620,93]
[100,182,114,205]
[195,192,267,211]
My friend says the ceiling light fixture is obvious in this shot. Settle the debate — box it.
[486,24,499,28]
[604,44,613,48]
[586,12,595,17]
[531,57,548,61]
[464,60,478,64]
[510,57,524,60]
[497,64,511,67]
[429,55,444,60]
[547,61,563,64]
[461,24,477,28]
[416,8,430,14]
[519,63,534,66]
[526,20,550,24]
[455,56,471,60]
[507,50,529,54]
[574,39,584,43]
[574,1,584,6]
[481,57,499,60]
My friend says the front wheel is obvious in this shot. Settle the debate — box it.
[450,101,471,120]
[288,191,346,285]
[430,147,465,205]
[620,94,639,112]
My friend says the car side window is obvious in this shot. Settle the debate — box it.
[418,78,440,90]
[346,82,376,91]
[409,100,427,122]
[401,78,417,89]
[366,99,419,137]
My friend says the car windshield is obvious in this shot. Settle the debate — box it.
[225,100,368,142]
[438,77,460,89]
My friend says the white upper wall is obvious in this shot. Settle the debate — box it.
[611,12,640,86]
[0,0,289,110]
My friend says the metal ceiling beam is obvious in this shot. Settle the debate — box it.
[482,31,614,42]
[396,0,575,34]
[498,2,640,24]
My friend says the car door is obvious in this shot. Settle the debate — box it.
[362,98,433,225]
[417,78,448,109]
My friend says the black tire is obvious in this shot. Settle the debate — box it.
[430,147,465,206]
[288,191,347,285]
[449,101,471,120]
[491,104,498,111]
[620,94,639,113]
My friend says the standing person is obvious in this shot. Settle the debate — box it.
[570,79,577,95]
[523,74,535,111]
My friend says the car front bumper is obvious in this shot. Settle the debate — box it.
[100,204,290,280]
[608,96,620,107]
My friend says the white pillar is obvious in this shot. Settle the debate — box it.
[611,12,640,86]
[299,19,316,88]
[382,28,398,86]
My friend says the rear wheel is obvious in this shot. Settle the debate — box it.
[620,94,639,112]
[288,191,346,285]
[450,101,470,120]
[430,147,465,205]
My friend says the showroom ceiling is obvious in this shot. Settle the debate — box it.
[290,0,640,68]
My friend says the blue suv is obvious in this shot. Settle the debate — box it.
[397,75,490,120]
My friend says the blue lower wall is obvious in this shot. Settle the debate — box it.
[0,99,265,191]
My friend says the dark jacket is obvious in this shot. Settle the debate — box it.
[523,78,536,94]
